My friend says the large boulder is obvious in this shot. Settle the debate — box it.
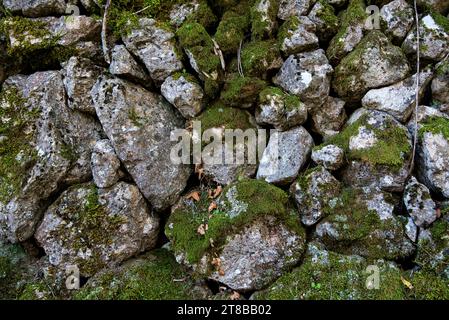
[361,70,433,123]
[402,14,449,63]
[320,109,412,192]
[333,30,410,102]
[273,49,333,104]
[91,76,192,211]
[257,126,314,185]
[166,180,307,291]
[0,71,102,242]
[314,188,415,260]
[122,18,183,85]
[35,182,159,277]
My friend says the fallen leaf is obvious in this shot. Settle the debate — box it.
[208,201,217,212]
[197,224,206,236]
[219,268,225,276]
[209,186,223,199]
[186,191,200,202]
[229,291,240,300]
[401,276,414,290]
[211,257,221,267]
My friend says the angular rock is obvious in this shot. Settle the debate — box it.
[326,109,412,192]
[380,0,414,44]
[166,180,307,291]
[273,49,333,104]
[0,71,102,242]
[432,59,449,104]
[253,242,406,300]
[326,0,366,64]
[402,14,449,62]
[307,0,339,42]
[161,74,205,119]
[251,0,278,39]
[220,74,267,108]
[404,216,418,243]
[35,182,159,277]
[3,0,66,17]
[333,30,410,102]
[91,139,123,189]
[315,188,415,260]
[404,176,438,228]
[310,96,347,138]
[277,0,313,20]
[123,18,183,85]
[169,0,200,27]
[241,40,283,78]
[91,76,192,211]
[255,87,308,131]
[62,56,102,114]
[415,116,449,198]
[290,166,342,226]
[311,144,345,171]
[278,16,319,55]
[361,70,433,123]
[109,45,151,85]
[257,126,314,185]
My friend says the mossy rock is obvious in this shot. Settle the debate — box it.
[220,74,267,108]
[251,0,279,40]
[74,249,208,300]
[214,11,250,54]
[253,242,406,300]
[241,40,283,78]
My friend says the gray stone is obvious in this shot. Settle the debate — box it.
[405,217,418,242]
[432,59,449,104]
[273,49,333,104]
[255,87,308,131]
[91,76,192,211]
[0,71,102,242]
[252,0,278,38]
[333,30,410,102]
[290,166,342,226]
[161,74,205,119]
[35,182,159,277]
[402,14,449,62]
[277,0,313,20]
[91,139,123,189]
[169,0,200,27]
[310,96,347,138]
[361,70,433,123]
[3,0,66,17]
[311,144,345,171]
[62,56,102,114]
[123,18,183,85]
[404,176,438,228]
[257,126,314,185]
[380,0,414,43]
[307,0,339,42]
[109,45,151,85]
[279,16,319,55]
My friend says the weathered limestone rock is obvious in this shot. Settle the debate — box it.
[432,59,449,104]
[310,96,347,138]
[311,144,345,171]
[278,16,319,55]
[277,0,313,20]
[380,0,414,44]
[91,139,123,189]
[307,0,339,42]
[404,176,438,228]
[109,45,151,85]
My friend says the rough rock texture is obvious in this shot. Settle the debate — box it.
[62,56,102,114]
[91,76,192,211]
[404,177,438,228]
[161,74,205,119]
[315,188,415,260]
[122,18,183,85]
[432,59,449,104]
[257,126,314,185]
[380,0,414,44]
[279,16,319,55]
[3,0,66,17]
[91,139,123,189]
[277,0,313,20]
[290,166,342,226]
[166,180,307,291]
[402,14,449,62]
[310,96,347,138]
[333,31,410,102]
[274,49,333,104]
[311,145,345,171]
[0,71,102,242]
[255,87,308,131]
[361,70,433,123]
[35,182,159,277]
[109,45,151,85]
[307,0,339,42]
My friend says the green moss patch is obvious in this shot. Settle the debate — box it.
[220,74,267,107]
[259,86,303,111]
[197,102,254,132]
[74,249,203,300]
[166,179,304,266]
[214,11,250,54]
[251,0,278,39]
[241,40,282,77]
[418,116,449,141]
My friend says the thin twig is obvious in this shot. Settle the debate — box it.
[237,38,244,77]
[134,5,152,15]
[408,0,420,177]
[212,39,226,71]
[102,0,112,65]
